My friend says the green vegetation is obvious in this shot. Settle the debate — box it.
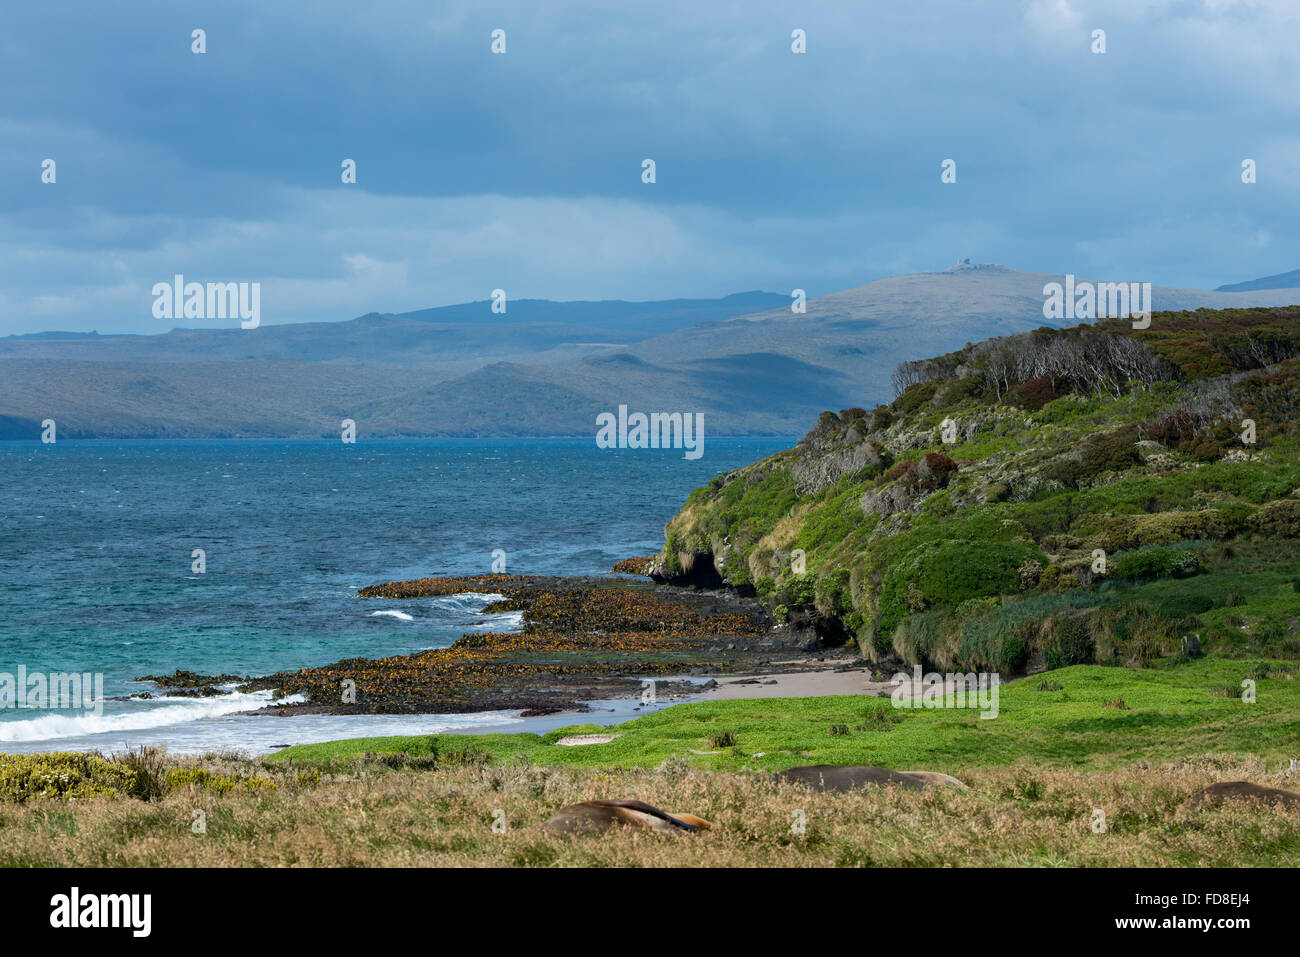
[652,306,1300,672]
[0,749,290,804]
[269,656,1298,773]
[0,752,139,803]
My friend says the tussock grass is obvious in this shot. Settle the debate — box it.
[1,753,1296,867]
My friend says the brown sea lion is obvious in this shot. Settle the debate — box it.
[1182,781,1300,810]
[774,765,926,792]
[542,799,711,835]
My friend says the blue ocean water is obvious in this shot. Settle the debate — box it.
[0,438,789,753]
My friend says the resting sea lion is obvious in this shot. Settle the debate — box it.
[1182,781,1300,810]
[542,799,712,835]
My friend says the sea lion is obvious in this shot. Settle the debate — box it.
[1182,781,1300,810]
[542,799,711,836]
[774,765,926,792]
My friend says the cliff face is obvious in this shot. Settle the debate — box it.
[653,306,1300,674]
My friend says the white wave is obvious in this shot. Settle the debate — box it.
[369,610,415,621]
[468,610,524,632]
[424,592,522,632]
[0,690,304,743]
[430,592,505,614]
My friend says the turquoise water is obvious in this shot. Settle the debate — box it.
[0,437,789,753]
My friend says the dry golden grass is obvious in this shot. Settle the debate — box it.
[2,751,1298,866]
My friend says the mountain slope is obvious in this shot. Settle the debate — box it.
[4,267,1300,438]
[651,305,1300,673]
[1216,268,1300,292]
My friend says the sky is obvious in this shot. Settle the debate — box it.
[1,0,1297,335]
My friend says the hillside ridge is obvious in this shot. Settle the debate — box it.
[651,305,1300,674]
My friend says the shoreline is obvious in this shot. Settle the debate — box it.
[430,663,887,742]
[140,573,835,718]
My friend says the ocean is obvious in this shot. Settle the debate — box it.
[0,437,789,754]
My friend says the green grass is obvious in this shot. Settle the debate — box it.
[269,655,1299,772]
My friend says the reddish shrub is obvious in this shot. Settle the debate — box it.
[1010,376,1062,412]
[916,452,959,490]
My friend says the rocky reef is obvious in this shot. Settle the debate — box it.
[143,575,827,715]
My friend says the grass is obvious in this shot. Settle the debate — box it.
[268,656,1300,771]
[2,754,1298,866]
[2,658,1297,866]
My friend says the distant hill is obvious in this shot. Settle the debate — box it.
[0,293,789,369]
[3,266,1299,439]
[1216,268,1300,292]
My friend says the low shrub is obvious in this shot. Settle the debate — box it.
[1112,544,1204,580]
[1248,499,1300,537]
[878,539,1045,641]
[708,729,739,749]
[0,753,138,803]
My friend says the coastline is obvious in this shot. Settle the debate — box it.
[140,573,837,720]
[250,663,885,757]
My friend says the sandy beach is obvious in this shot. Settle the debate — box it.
[701,666,892,700]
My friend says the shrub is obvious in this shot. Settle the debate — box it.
[937,375,984,406]
[1081,511,1226,551]
[915,452,958,490]
[881,460,917,486]
[163,767,276,794]
[1112,544,1204,580]
[708,729,738,749]
[1043,616,1096,669]
[1050,425,1141,489]
[780,575,817,608]
[857,710,901,731]
[111,746,168,801]
[1011,376,1063,412]
[878,539,1045,639]
[0,753,139,803]
[1248,499,1300,537]
[893,379,942,415]
[1083,425,1141,473]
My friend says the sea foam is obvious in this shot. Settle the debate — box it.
[0,689,302,743]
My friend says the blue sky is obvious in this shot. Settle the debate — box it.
[1,0,1297,334]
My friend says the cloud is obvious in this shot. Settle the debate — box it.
[1,0,1298,333]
